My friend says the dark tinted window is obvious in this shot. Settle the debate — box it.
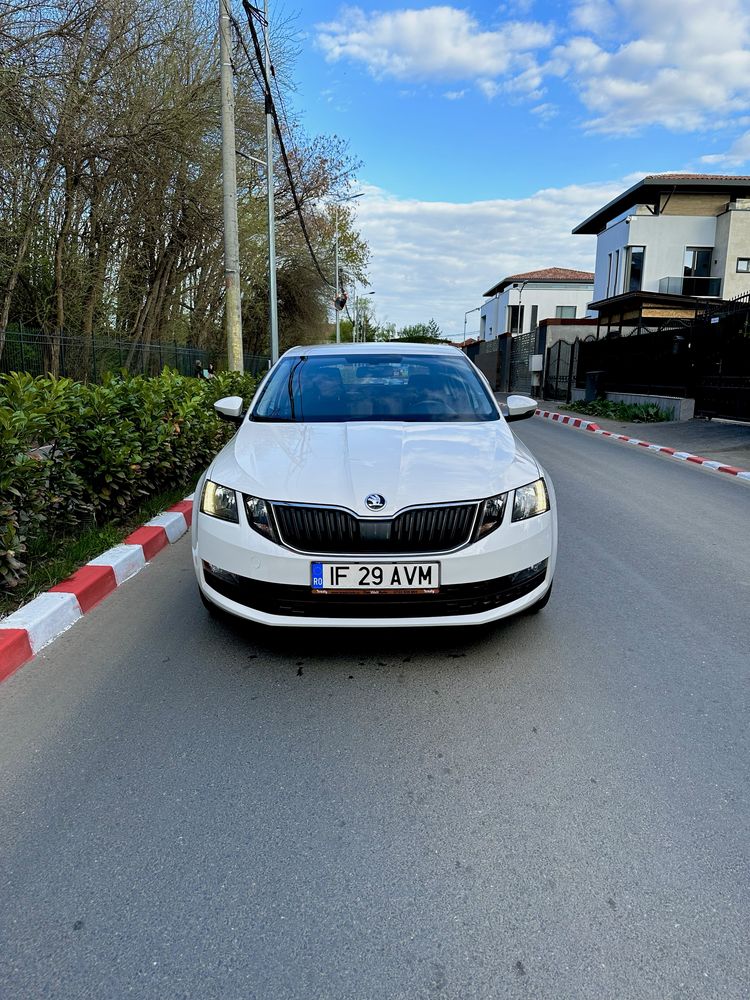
[252,353,499,423]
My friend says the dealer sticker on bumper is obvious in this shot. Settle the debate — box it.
[311,561,440,593]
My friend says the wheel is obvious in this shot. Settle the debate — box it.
[527,581,553,614]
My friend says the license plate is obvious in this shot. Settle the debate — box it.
[311,561,440,593]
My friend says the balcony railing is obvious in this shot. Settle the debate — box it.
[658,276,722,297]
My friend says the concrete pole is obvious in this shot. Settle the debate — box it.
[264,0,279,364]
[334,203,340,344]
[219,0,244,372]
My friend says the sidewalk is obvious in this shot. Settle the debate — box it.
[543,403,750,470]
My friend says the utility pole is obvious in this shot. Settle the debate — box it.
[264,0,279,364]
[219,0,244,372]
[334,203,340,344]
[333,193,363,344]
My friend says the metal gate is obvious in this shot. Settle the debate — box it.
[544,339,577,402]
[695,376,750,420]
[509,331,535,394]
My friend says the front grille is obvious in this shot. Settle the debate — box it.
[271,502,479,554]
[204,562,548,619]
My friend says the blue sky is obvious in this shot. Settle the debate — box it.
[279,0,750,337]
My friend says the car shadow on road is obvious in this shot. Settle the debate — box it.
[203,603,532,666]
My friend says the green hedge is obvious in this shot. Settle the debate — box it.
[0,369,259,591]
[564,398,672,422]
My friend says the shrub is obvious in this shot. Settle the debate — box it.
[0,369,259,591]
[565,398,673,422]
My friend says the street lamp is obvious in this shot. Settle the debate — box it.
[354,290,375,342]
[334,193,364,344]
[512,280,528,337]
[463,305,481,342]
[237,149,278,363]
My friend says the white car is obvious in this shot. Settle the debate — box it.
[192,343,557,628]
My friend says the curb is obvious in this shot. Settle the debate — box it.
[535,409,750,482]
[0,495,195,685]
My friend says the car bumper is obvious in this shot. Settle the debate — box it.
[192,492,557,628]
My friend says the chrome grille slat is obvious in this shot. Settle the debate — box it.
[269,501,479,554]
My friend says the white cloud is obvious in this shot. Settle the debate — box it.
[551,0,750,134]
[352,178,628,338]
[570,0,617,35]
[531,102,559,120]
[315,0,750,138]
[701,130,750,167]
[316,6,554,96]
[443,89,466,101]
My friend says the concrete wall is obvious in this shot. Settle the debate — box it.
[624,214,717,293]
[568,388,694,419]
[479,282,593,340]
[715,205,750,299]
[540,320,599,351]
[605,391,695,421]
[592,201,750,303]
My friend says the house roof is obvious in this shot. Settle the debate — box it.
[482,267,595,298]
[573,173,750,235]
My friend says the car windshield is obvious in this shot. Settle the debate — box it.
[251,352,499,423]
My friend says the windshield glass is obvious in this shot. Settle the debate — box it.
[251,353,499,423]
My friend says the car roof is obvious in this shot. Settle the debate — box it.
[283,342,462,357]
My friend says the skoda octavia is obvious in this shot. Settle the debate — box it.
[192,343,556,627]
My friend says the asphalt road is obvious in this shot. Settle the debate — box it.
[1,418,749,1000]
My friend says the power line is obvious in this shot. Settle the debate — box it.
[239,0,334,288]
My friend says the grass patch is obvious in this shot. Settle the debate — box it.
[564,398,673,423]
[0,484,192,618]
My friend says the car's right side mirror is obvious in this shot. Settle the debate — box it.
[214,395,245,425]
[503,394,537,422]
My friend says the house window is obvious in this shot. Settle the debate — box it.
[507,304,524,335]
[529,305,538,331]
[737,258,750,272]
[555,306,576,319]
[606,253,614,296]
[684,247,712,277]
[625,246,645,291]
[683,246,712,295]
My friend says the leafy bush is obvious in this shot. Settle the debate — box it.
[564,398,673,423]
[0,369,259,591]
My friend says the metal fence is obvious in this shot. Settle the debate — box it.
[0,328,270,381]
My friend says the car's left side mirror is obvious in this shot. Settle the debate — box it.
[503,394,537,422]
[214,395,245,425]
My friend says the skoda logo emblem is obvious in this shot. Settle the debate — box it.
[366,493,386,511]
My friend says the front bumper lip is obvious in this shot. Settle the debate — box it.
[202,559,548,621]
[197,566,552,628]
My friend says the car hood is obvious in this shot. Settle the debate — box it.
[209,419,540,515]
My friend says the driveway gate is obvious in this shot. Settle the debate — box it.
[509,331,535,394]
[543,339,577,402]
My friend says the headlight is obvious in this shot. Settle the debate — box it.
[244,495,278,542]
[200,480,239,522]
[512,479,550,521]
[475,493,507,540]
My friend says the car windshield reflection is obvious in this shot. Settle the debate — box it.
[251,353,499,422]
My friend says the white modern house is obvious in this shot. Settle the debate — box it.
[574,174,750,335]
[478,267,594,341]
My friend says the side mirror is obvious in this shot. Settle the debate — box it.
[504,394,537,422]
[214,395,245,425]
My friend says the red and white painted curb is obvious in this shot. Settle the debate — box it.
[535,409,750,482]
[0,496,194,685]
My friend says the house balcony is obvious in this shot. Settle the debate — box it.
[657,276,722,297]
